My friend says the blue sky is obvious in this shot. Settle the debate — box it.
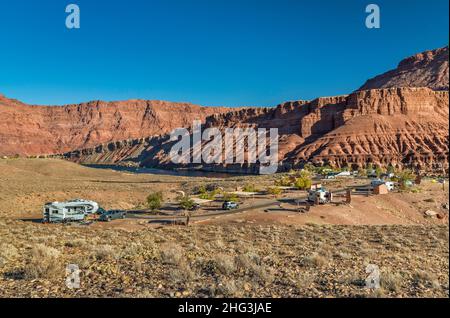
[0,0,448,106]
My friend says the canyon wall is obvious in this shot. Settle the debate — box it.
[62,87,449,173]
[0,96,233,156]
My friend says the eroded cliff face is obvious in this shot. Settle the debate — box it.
[0,96,232,156]
[289,88,449,172]
[62,87,449,173]
[359,46,449,91]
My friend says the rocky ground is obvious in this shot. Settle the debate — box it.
[0,220,448,298]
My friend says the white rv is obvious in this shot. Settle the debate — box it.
[43,199,100,223]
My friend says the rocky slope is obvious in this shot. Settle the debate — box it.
[359,46,449,91]
[0,96,232,156]
[63,87,449,174]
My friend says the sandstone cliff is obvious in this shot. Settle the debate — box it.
[359,46,449,91]
[0,96,232,156]
[63,87,449,173]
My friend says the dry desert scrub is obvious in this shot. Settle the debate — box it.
[0,220,448,298]
[23,244,62,279]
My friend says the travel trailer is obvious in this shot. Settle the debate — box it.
[307,188,332,204]
[43,199,100,223]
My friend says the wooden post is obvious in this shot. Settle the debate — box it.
[346,189,352,204]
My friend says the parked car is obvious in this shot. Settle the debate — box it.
[99,210,127,222]
[222,201,239,210]
[188,203,201,211]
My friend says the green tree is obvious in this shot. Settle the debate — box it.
[396,169,416,190]
[366,163,374,173]
[147,192,163,212]
[223,193,239,202]
[178,196,196,210]
[375,166,383,178]
[387,164,395,175]
[294,175,312,190]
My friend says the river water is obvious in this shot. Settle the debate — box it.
[83,164,243,179]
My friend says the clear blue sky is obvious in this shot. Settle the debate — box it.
[0,0,448,106]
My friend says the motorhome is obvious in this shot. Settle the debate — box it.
[43,199,100,223]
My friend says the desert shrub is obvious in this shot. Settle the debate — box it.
[236,252,261,271]
[23,244,61,279]
[0,243,19,261]
[120,242,145,260]
[412,270,440,289]
[169,261,197,283]
[302,253,327,268]
[267,186,282,197]
[214,254,235,275]
[275,176,292,187]
[380,271,402,292]
[199,189,219,200]
[358,168,367,177]
[242,184,258,192]
[251,264,275,285]
[146,192,163,212]
[160,243,184,265]
[93,244,117,261]
[217,279,239,297]
[196,185,207,194]
[64,238,87,248]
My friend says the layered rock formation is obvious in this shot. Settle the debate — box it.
[359,46,449,91]
[63,87,449,173]
[0,96,232,156]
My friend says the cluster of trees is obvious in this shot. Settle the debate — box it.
[275,170,312,190]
